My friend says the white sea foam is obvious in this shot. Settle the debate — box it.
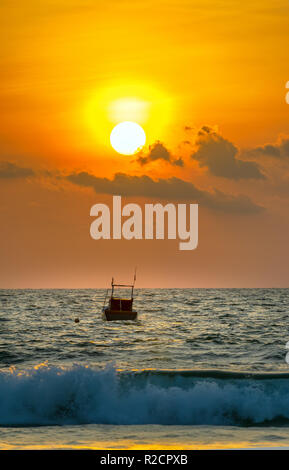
[1,365,289,427]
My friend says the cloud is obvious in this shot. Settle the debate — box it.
[252,136,289,159]
[281,139,289,156]
[0,161,35,179]
[67,171,264,214]
[136,141,184,167]
[191,126,264,180]
[253,144,281,157]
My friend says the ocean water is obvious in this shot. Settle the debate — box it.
[1,288,289,449]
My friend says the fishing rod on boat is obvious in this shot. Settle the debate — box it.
[132,267,137,299]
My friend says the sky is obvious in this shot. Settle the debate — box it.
[0,0,289,287]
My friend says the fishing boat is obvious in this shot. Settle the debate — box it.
[102,272,137,321]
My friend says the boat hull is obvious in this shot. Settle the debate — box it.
[103,308,137,321]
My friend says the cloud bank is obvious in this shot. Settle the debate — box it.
[0,161,34,179]
[67,171,263,214]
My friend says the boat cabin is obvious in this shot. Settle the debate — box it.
[102,275,137,321]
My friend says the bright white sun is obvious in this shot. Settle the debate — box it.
[110,121,146,155]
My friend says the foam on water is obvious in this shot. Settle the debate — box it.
[1,364,289,427]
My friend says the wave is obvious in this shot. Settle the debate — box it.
[1,365,289,427]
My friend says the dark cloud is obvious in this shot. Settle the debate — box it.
[281,139,289,156]
[252,137,289,159]
[253,144,281,157]
[191,126,264,180]
[0,161,35,179]
[173,157,184,167]
[67,171,264,214]
[197,125,213,136]
[136,141,184,167]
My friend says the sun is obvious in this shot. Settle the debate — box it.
[110,121,146,155]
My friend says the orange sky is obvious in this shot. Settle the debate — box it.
[1,0,289,287]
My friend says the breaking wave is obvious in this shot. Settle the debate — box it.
[1,365,289,427]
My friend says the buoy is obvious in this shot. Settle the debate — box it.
[74,318,80,323]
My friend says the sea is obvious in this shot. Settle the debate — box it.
[1,288,289,450]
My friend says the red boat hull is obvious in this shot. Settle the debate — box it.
[103,309,138,321]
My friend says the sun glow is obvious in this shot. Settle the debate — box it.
[110,121,146,155]
[81,80,172,153]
